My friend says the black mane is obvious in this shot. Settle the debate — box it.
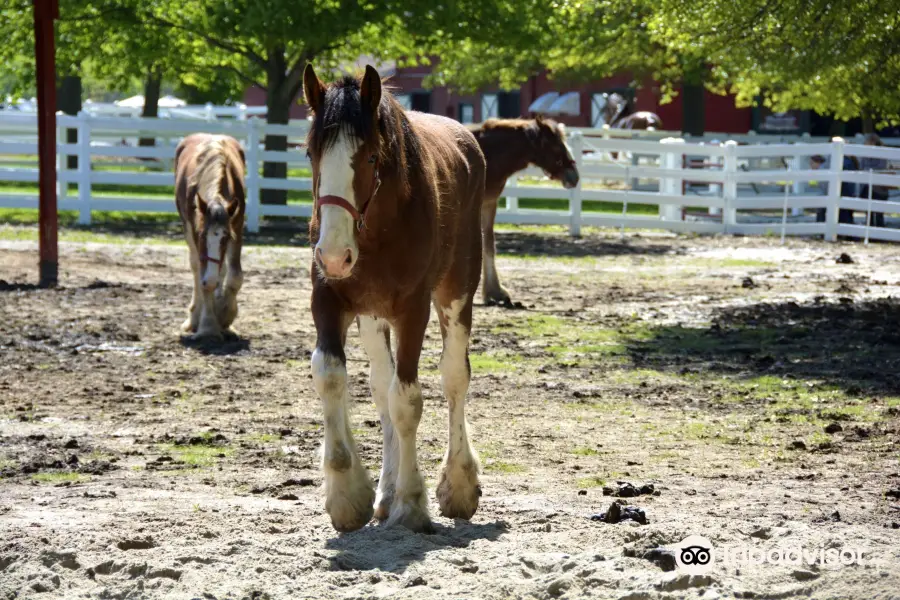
[308,73,420,195]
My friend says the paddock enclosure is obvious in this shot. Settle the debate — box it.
[2,113,899,239]
[1,226,899,599]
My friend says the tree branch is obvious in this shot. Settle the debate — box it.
[215,64,266,92]
[144,14,267,69]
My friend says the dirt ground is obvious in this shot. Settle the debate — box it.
[0,226,898,600]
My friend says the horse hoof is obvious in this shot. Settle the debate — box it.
[180,318,196,333]
[374,485,395,521]
[437,460,481,520]
[386,496,433,533]
[483,291,512,307]
[193,329,224,343]
[324,461,375,533]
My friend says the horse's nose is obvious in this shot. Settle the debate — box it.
[563,168,580,189]
[315,246,355,279]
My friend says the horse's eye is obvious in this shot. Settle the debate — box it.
[368,155,377,164]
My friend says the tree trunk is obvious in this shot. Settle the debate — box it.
[262,51,293,206]
[862,110,875,135]
[139,67,162,148]
[681,81,705,137]
[57,74,81,170]
[262,91,290,205]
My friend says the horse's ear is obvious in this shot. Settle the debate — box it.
[535,114,545,125]
[557,122,567,137]
[361,65,382,115]
[304,64,325,113]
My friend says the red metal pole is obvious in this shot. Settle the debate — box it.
[34,0,59,287]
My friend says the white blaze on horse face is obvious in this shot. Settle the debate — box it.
[202,225,225,290]
[316,132,362,278]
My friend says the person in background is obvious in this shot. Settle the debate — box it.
[812,151,858,225]
[859,133,889,228]
[812,155,828,222]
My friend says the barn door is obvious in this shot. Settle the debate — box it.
[591,94,608,127]
[481,94,498,121]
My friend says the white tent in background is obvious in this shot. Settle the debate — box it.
[114,94,186,108]
[546,92,580,116]
[528,92,560,114]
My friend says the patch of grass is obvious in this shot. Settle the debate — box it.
[31,472,88,484]
[806,431,833,448]
[571,447,600,456]
[492,314,566,337]
[248,433,281,444]
[484,461,526,474]
[515,197,659,215]
[577,476,606,488]
[469,352,518,373]
[159,444,233,467]
[0,223,181,246]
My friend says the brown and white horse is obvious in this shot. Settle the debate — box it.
[304,64,486,533]
[174,134,246,340]
[597,93,664,162]
[473,117,579,306]
[599,92,663,131]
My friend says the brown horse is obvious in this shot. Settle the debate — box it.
[174,134,246,340]
[304,64,486,533]
[473,117,579,306]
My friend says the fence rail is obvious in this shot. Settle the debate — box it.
[2,112,900,241]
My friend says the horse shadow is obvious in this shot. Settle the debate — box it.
[179,332,250,356]
[323,519,508,573]
[494,231,678,259]
[627,297,900,396]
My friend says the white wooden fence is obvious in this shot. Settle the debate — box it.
[1,112,899,242]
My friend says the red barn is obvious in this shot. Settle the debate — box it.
[243,64,754,134]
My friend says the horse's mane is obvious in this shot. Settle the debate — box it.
[192,138,242,227]
[480,118,534,131]
[194,141,227,200]
[309,75,418,198]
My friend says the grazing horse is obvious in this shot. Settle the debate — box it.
[304,64,486,533]
[174,134,246,340]
[473,117,580,306]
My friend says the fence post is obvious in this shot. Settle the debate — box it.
[504,177,518,212]
[659,137,684,221]
[568,131,584,237]
[76,111,91,225]
[56,111,66,207]
[205,103,215,122]
[722,140,738,233]
[245,118,261,233]
[824,137,844,242]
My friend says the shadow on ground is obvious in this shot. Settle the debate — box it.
[494,231,677,258]
[179,333,251,356]
[629,297,900,396]
[324,520,507,573]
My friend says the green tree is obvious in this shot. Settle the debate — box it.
[652,0,900,127]
[136,0,422,204]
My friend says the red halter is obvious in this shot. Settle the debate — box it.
[315,156,381,231]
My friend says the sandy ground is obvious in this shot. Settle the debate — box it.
[0,228,898,600]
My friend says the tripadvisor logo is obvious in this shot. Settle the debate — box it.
[675,535,715,575]
[673,535,874,573]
